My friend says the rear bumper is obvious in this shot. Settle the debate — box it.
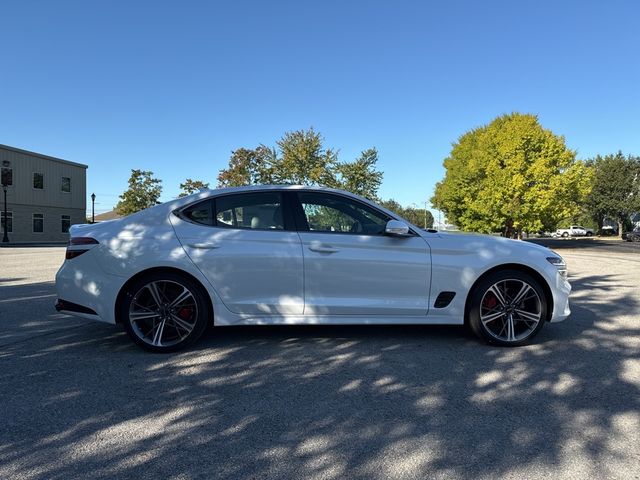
[55,254,123,325]
[55,298,105,322]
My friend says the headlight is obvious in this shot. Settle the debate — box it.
[546,256,567,278]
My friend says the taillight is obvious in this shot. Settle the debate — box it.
[66,237,99,260]
[69,237,99,246]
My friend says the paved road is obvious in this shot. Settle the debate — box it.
[0,246,638,479]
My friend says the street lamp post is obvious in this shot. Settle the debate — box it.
[91,193,96,223]
[424,201,428,229]
[2,183,8,243]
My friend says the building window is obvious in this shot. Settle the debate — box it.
[1,167,12,186]
[61,177,71,193]
[33,172,44,189]
[33,213,44,233]
[61,215,71,233]
[1,211,12,233]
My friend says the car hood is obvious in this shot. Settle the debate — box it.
[425,230,556,256]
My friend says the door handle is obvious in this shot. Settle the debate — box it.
[309,243,338,253]
[186,242,219,250]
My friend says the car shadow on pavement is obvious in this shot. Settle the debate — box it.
[0,273,638,479]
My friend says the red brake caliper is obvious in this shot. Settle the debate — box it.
[483,295,497,311]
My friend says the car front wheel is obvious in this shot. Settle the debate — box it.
[468,270,548,346]
[121,272,210,352]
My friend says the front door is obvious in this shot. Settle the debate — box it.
[294,192,431,316]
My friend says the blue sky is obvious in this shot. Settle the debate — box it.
[1,1,639,216]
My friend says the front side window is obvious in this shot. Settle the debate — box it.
[33,172,44,189]
[1,211,12,233]
[61,177,71,193]
[298,192,389,235]
[61,215,71,233]
[33,213,44,233]
[215,192,284,230]
[1,167,12,186]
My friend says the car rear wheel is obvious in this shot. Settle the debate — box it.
[121,272,209,352]
[562,232,569,238]
[468,270,548,346]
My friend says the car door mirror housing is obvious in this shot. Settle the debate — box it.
[385,220,411,237]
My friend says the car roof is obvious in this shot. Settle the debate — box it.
[198,184,352,195]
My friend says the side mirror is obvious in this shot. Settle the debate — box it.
[385,220,411,237]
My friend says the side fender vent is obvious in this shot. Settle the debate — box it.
[434,291,456,308]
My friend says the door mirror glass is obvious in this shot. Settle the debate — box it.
[385,220,410,236]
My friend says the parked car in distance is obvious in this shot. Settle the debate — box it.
[552,225,594,238]
[55,185,572,352]
[622,228,640,242]
[600,225,618,236]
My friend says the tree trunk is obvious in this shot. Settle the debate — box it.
[597,216,604,236]
[618,220,624,239]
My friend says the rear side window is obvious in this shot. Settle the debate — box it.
[182,200,214,226]
[215,192,284,230]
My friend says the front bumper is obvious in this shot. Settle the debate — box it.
[549,275,572,323]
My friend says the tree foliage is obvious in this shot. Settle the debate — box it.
[178,179,210,197]
[334,148,383,200]
[378,199,434,229]
[586,152,640,236]
[217,146,277,187]
[274,128,339,186]
[116,169,163,216]
[217,128,384,200]
[431,113,592,238]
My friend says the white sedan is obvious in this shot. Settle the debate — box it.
[55,185,571,352]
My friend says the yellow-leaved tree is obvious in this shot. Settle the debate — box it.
[431,113,593,238]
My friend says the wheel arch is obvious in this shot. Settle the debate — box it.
[114,266,214,326]
[464,263,554,324]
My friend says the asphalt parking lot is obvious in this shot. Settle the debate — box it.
[1,243,639,479]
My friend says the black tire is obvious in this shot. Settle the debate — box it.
[586,231,593,237]
[120,271,210,352]
[562,232,569,238]
[467,269,548,347]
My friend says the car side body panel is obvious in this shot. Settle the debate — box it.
[55,185,571,328]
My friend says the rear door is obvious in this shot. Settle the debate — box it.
[294,191,431,316]
[171,191,304,315]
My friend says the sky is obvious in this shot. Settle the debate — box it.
[1,0,639,217]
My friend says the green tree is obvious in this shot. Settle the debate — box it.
[431,113,592,238]
[334,148,383,200]
[216,128,384,199]
[274,128,339,186]
[379,199,434,229]
[586,152,640,237]
[217,145,277,187]
[402,206,434,229]
[116,169,163,215]
[378,199,403,214]
[178,179,210,197]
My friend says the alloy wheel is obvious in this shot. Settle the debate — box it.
[479,279,542,343]
[128,280,199,348]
